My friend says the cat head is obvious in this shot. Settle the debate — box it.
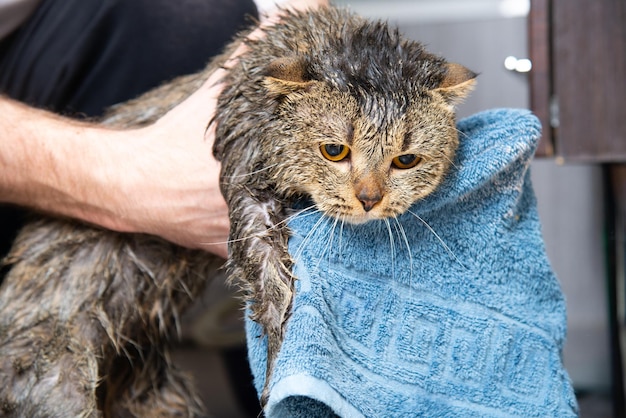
[261,49,475,225]
[232,10,477,225]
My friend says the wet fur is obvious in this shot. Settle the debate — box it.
[0,6,474,416]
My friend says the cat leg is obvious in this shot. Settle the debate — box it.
[225,195,294,407]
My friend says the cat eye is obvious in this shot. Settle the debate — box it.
[320,143,350,162]
[392,154,421,169]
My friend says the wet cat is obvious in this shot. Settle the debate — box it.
[0,6,475,417]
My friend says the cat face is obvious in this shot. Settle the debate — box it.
[263,59,475,224]
[268,83,462,224]
[215,11,476,225]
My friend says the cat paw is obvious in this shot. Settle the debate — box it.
[247,263,294,408]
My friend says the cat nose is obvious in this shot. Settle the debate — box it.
[357,191,382,212]
[355,179,383,212]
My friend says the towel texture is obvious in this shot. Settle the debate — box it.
[245,109,579,417]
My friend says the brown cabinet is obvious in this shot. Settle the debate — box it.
[529,1,626,413]
[529,0,626,161]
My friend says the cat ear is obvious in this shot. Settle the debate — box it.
[263,56,315,97]
[433,63,477,107]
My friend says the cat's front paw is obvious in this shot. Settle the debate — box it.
[224,195,295,407]
[247,263,294,407]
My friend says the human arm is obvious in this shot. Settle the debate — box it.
[0,0,328,259]
[0,79,230,258]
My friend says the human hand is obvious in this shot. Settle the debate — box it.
[125,0,329,256]
[105,67,230,258]
[122,0,330,256]
[81,0,330,257]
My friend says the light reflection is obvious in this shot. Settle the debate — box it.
[504,56,532,73]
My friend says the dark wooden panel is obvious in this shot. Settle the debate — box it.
[552,0,626,162]
[528,0,554,157]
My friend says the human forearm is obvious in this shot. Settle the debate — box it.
[0,95,230,258]
[0,97,118,223]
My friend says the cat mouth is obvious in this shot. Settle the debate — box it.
[314,200,394,225]
[338,211,385,225]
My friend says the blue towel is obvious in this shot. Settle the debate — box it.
[245,108,579,417]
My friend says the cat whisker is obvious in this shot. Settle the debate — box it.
[198,235,257,247]
[197,234,268,250]
[292,212,330,266]
[392,216,413,284]
[314,215,341,273]
[329,216,341,261]
[455,126,470,141]
[338,214,346,258]
[198,204,321,248]
[383,218,396,281]
[406,209,467,269]
[275,204,320,229]
[219,166,281,187]
[330,215,343,259]
[432,148,459,171]
[221,163,279,180]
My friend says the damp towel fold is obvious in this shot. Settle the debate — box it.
[245,108,579,417]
